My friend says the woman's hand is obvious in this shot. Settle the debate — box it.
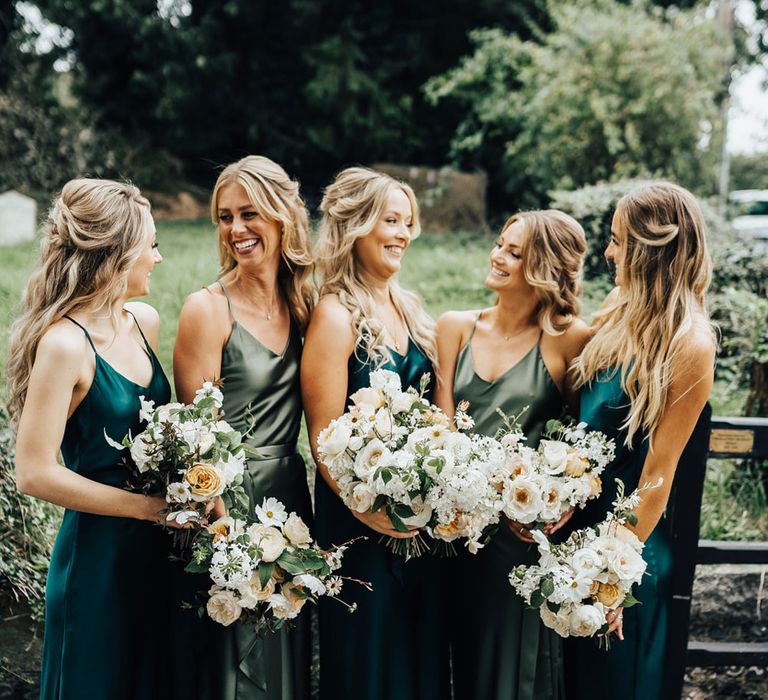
[351,508,418,539]
[604,608,624,641]
[505,517,536,543]
[206,497,227,521]
[543,507,574,536]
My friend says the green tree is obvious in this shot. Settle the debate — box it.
[425,0,732,206]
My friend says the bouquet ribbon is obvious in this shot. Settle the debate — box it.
[236,624,268,693]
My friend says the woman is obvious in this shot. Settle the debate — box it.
[565,182,715,700]
[8,179,173,700]
[302,167,450,700]
[172,155,314,700]
[434,210,591,700]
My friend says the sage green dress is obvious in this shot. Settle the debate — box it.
[41,314,173,700]
[564,368,673,700]
[171,282,312,700]
[451,320,565,700]
[314,339,451,700]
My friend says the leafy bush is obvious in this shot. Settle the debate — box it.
[0,415,60,620]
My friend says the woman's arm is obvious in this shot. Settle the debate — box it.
[14,325,167,523]
[301,295,414,539]
[433,311,468,419]
[630,327,715,541]
[173,289,229,403]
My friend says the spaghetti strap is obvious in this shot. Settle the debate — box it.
[217,280,235,322]
[63,315,97,352]
[468,311,482,341]
[124,309,151,350]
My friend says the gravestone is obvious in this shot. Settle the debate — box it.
[0,190,37,245]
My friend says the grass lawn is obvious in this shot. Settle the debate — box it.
[0,220,764,539]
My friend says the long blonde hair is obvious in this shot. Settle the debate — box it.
[211,156,314,330]
[315,167,437,366]
[6,179,152,428]
[504,210,586,334]
[571,182,714,445]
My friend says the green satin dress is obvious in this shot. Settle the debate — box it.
[565,368,673,700]
[41,314,172,700]
[171,282,312,700]
[314,339,451,700]
[451,322,565,700]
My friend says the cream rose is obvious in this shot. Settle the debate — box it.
[255,526,287,563]
[350,386,385,410]
[354,438,390,480]
[238,571,276,608]
[564,454,589,477]
[349,483,376,513]
[568,604,605,637]
[206,589,242,626]
[594,582,622,608]
[283,513,312,547]
[185,463,224,501]
[541,440,569,475]
[317,421,352,461]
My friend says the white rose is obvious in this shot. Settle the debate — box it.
[350,386,385,410]
[349,482,376,513]
[568,604,606,637]
[369,369,402,392]
[401,498,432,528]
[540,440,569,475]
[283,513,312,547]
[155,402,184,423]
[570,547,604,579]
[391,392,416,414]
[373,408,395,439]
[317,421,352,460]
[539,479,567,522]
[254,526,287,563]
[502,475,544,524]
[354,438,390,480]
[130,435,154,473]
[606,545,647,583]
[206,589,243,626]
[442,431,473,461]
[293,574,327,597]
[216,454,245,485]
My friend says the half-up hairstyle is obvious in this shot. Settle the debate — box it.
[211,155,314,330]
[314,167,436,366]
[504,210,586,334]
[571,182,714,446]
[7,178,152,428]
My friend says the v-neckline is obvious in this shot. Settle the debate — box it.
[468,338,539,385]
[95,349,155,391]
[231,320,292,359]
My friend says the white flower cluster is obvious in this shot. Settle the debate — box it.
[499,421,614,526]
[318,370,508,555]
[107,382,248,525]
[509,483,651,639]
[203,497,344,629]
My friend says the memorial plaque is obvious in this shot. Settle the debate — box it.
[709,428,754,454]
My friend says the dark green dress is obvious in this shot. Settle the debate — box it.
[314,339,451,700]
[41,314,172,700]
[451,322,565,700]
[565,368,673,700]
[171,282,312,700]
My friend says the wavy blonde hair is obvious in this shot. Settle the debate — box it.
[503,210,586,334]
[6,179,152,428]
[211,155,314,330]
[315,167,437,366]
[571,182,714,446]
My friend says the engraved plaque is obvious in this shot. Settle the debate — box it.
[709,429,755,454]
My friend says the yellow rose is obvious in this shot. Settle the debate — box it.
[564,454,589,477]
[589,580,601,597]
[185,463,224,501]
[595,582,622,608]
[587,473,602,497]
[434,516,461,539]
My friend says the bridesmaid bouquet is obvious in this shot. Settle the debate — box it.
[186,497,367,633]
[508,479,658,642]
[317,369,446,558]
[106,382,251,531]
[499,418,614,527]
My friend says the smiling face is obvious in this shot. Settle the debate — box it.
[216,181,282,272]
[126,210,162,298]
[486,220,528,293]
[606,212,627,286]
[353,187,413,282]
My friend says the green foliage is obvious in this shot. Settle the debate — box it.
[426,0,731,205]
[0,413,60,619]
[729,153,768,192]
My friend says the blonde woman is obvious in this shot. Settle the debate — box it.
[565,182,715,700]
[434,210,590,700]
[302,167,450,699]
[172,156,314,700]
[8,179,174,699]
